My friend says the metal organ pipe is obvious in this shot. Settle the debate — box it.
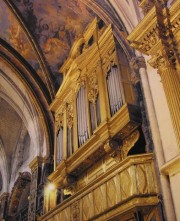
[57,128,63,164]
[111,67,118,113]
[77,86,89,146]
[107,66,123,116]
[113,66,123,110]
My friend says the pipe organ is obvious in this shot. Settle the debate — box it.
[43,18,160,221]
[51,19,137,167]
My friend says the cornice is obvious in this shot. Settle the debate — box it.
[127,2,180,56]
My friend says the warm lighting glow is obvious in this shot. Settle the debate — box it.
[47,183,55,191]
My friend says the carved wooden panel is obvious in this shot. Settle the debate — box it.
[57,207,70,221]
[136,164,148,194]
[120,168,134,200]
[54,213,61,221]
[93,184,107,215]
[82,193,94,220]
[107,175,120,208]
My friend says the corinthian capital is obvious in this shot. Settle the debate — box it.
[148,49,177,71]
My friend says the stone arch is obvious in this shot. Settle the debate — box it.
[0,60,52,160]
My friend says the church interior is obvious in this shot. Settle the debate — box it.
[0,0,180,220]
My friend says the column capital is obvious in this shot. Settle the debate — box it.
[148,48,177,72]
[29,156,43,171]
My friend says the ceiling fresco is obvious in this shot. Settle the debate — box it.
[12,0,96,83]
[0,0,127,92]
[0,0,45,83]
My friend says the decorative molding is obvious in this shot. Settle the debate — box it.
[161,154,180,176]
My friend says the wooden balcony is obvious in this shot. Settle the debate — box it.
[39,153,159,221]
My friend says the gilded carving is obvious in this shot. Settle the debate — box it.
[104,139,122,162]
[88,71,99,104]
[122,130,140,158]
[141,28,159,52]
[67,103,73,129]
[55,113,63,131]
[75,76,86,93]
[148,49,177,71]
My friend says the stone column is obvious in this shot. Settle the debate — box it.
[131,55,176,221]
[149,51,180,147]
[28,156,43,221]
